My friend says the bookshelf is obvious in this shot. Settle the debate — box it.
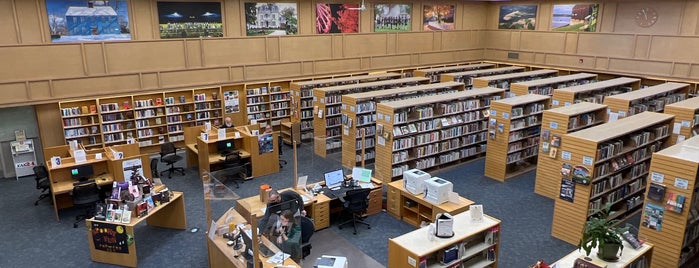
[603,82,690,121]
[280,121,300,145]
[550,77,641,108]
[534,102,608,199]
[313,77,431,157]
[243,82,271,126]
[192,87,223,127]
[664,97,699,145]
[553,240,653,268]
[290,73,402,142]
[472,69,558,97]
[550,112,674,245]
[268,81,292,127]
[97,95,135,147]
[509,73,598,96]
[59,99,102,149]
[374,88,506,184]
[164,90,195,144]
[441,66,525,89]
[413,63,494,83]
[484,94,551,181]
[340,82,466,169]
[637,135,699,268]
[132,93,167,148]
[388,211,501,268]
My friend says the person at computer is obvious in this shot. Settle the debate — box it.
[271,210,302,262]
[220,117,234,128]
[258,189,306,236]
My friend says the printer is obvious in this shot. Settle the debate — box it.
[424,177,453,205]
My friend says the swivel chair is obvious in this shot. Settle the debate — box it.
[278,133,287,168]
[222,152,249,188]
[72,180,101,228]
[159,142,185,178]
[33,165,51,206]
[338,188,371,235]
[296,215,315,259]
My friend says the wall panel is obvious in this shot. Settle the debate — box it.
[15,0,44,43]
[141,73,159,89]
[266,37,280,62]
[608,58,672,77]
[485,30,511,50]
[460,2,488,29]
[131,0,155,40]
[84,43,106,75]
[673,63,691,78]
[185,39,203,68]
[279,35,333,61]
[28,81,51,100]
[396,32,433,54]
[0,0,19,44]
[649,36,699,62]
[0,82,28,103]
[202,38,267,66]
[613,2,682,35]
[314,58,362,75]
[105,41,186,73]
[564,32,578,54]
[520,32,565,53]
[369,54,413,70]
[52,75,142,98]
[577,34,635,58]
[0,45,84,82]
[343,34,388,57]
[442,31,477,50]
[245,62,302,80]
[634,35,651,59]
[160,68,230,87]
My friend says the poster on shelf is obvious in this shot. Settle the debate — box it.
[90,221,130,254]
[559,179,575,202]
[122,158,144,184]
[641,203,664,231]
[223,91,240,114]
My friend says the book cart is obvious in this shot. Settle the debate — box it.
[340,82,465,169]
[603,82,690,120]
[484,94,551,181]
[312,77,430,157]
[413,63,493,83]
[440,66,525,89]
[472,69,558,97]
[550,112,674,245]
[509,73,598,96]
[663,96,699,145]
[374,88,505,184]
[549,77,641,108]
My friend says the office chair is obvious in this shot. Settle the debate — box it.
[33,165,51,206]
[338,188,372,235]
[296,215,315,259]
[278,133,287,168]
[159,142,185,179]
[72,180,101,228]
[150,158,159,178]
[222,152,249,188]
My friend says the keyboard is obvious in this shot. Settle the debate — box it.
[258,243,275,257]
[325,192,336,199]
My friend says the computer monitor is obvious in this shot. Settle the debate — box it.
[70,164,94,181]
[266,198,300,217]
[216,139,237,155]
[324,169,344,190]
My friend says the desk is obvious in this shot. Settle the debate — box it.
[85,191,187,267]
[553,240,653,268]
[387,179,474,227]
[47,156,114,221]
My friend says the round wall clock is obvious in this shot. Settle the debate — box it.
[635,7,658,28]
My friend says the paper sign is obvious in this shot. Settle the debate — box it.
[582,156,593,166]
[675,178,689,189]
[678,135,686,143]
[51,156,62,168]
[561,151,571,160]
[564,102,571,107]
[234,132,241,138]
[218,128,226,140]
[650,172,664,183]
[205,122,212,131]
[318,110,323,118]
[74,149,87,163]
[618,111,626,117]
[352,167,372,183]
[682,120,691,128]
[550,122,558,129]
[297,175,308,189]
[502,112,509,119]
[673,123,682,134]
[608,112,619,122]
[552,100,559,106]
[201,132,209,141]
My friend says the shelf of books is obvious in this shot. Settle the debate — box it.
[663,96,699,145]
[484,94,551,181]
[132,93,167,150]
[603,82,690,121]
[268,81,292,127]
[60,99,103,149]
[243,83,272,126]
[313,77,431,157]
[472,69,558,97]
[413,63,494,83]
[290,73,402,142]
[388,211,501,268]
[637,135,699,268]
[534,102,608,199]
[164,90,196,146]
[374,88,506,184]
[550,77,641,108]
[340,82,466,169]
[509,73,598,96]
[97,95,136,147]
[550,112,674,245]
[441,66,525,89]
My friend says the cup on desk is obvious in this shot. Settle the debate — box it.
[95,153,102,160]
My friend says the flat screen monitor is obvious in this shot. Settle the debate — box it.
[266,198,299,217]
[324,169,344,189]
[216,139,236,154]
[70,164,94,181]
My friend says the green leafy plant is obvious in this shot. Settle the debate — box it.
[578,203,629,257]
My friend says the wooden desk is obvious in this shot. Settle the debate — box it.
[86,191,187,267]
[387,179,474,227]
[47,156,114,221]
[553,240,653,268]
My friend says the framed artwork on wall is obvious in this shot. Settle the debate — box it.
[157,1,223,39]
[422,4,455,31]
[374,4,411,32]
[551,4,599,32]
[498,5,538,30]
[316,3,360,34]
[46,0,131,42]
[245,2,298,36]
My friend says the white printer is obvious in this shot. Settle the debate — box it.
[424,177,453,205]
[403,169,431,195]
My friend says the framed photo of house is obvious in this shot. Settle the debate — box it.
[244,2,298,36]
[45,0,131,42]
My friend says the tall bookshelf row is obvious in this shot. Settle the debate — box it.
[441,66,525,89]
[374,88,506,184]
[290,73,402,142]
[340,82,466,169]
[312,77,431,157]
[472,69,559,97]
[664,97,699,145]
[240,82,292,126]
[483,94,551,181]
[550,112,675,245]
[550,77,641,108]
[603,82,690,120]
[413,63,493,83]
[637,135,699,268]
[533,102,608,199]
[509,73,598,96]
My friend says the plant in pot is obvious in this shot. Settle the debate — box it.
[578,203,629,261]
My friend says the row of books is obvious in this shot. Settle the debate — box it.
[440,121,487,140]
[64,127,94,138]
[63,117,96,127]
[394,111,409,124]
[103,123,125,133]
[596,140,624,161]
[300,88,313,97]
[269,86,283,93]
[165,106,192,114]
[393,119,437,137]
[247,112,269,121]
[576,86,633,104]
[355,114,376,126]
[101,113,128,123]
[134,99,162,108]
[300,121,313,131]
[104,132,126,142]
[100,102,124,112]
[61,106,94,117]
[438,99,482,115]
[271,110,289,119]
[392,136,416,151]
[356,125,376,138]
[324,95,342,104]
[301,110,313,120]
[325,128,341,138]
[167,124,183,133]
[356,102,376,113]
[247,87,268,96]
[326,105,342,116]
[591,173,623,197]
[355,137,375,150]
[325,116,341,127]
[508,128,540,143]
[300,99,313,108]
[506,146,538,164]
[247,96,266,104]
[163,96,186,105]
[414,131,439,146]
[135,108,162,119]
[195,101,220,110]
[507,137,538,153]
[247,105,268,113]
[355,150,376,162]
[193,93,213,101]
[270,101,289,110]
[416,143,440,158]
[510,115,540,130]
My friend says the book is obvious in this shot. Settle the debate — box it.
[137,201,148,217]
[113,208,123,222]
[647,183,666,201]
[121,210,132,224]
[89,105,97,114]
[145,196,155,210]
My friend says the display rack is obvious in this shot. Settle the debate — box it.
[10,139,37,179]
[441,66,525,89]
[664,96,699,145]
[472,69,558,96]
[550,77,641,108]
[313,77,431,157]
[484,94,551,181]
[603,82,690,120]
[340,81,466,169]
[534,102,608,199]
[637,135,699,267]
[550,112,674,245]
[413,63,494,83]
[374,88,506,184]
[509,73,598,96]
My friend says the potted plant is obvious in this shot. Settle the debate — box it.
[578,203,628,261]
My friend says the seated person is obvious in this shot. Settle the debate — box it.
[258,189,306,236]
[268,210,302,262]
[220,117,235,128]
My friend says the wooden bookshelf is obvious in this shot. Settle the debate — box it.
[97,95,135,148]
[340,82,466,169]
[604,82,690,120]
[164,89,195,147]
[268,81,292,127]
[664,97,699,145]
[290,73,402,143]
[472,69,558,97]
[554,241,653,268]
[509,73,598,96]
[59,99,102,149]
[413,63,494,83]
[132,93,167,150]
[638,135,699,268]
[550,77,641,108]
[280,121,300,145]
[375,88,506,184]
[534,102,608,199]
[484,94,551,181]
[313,77,430,157]
[441,66,525,89]
[551,112,674,245]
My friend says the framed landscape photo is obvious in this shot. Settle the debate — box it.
[498,5,538,30]
[157,1,223,39]
[316,3,360,34]
[422,4,455,31]
[551,4,599,32]
[374,4,411,32]
[245,2,298,36]
[46,0,131,43]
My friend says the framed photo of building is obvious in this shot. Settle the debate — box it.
[422,5,455,31]
[316,3,359,34]
[157,1,223,39]
[498,5,538,30]
[46,0,131,42]
[551,4,599,32]
[374,4,411,32]
[245,2,298,36]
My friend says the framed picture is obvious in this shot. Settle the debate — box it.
[157,2,223,39]
[46,0,131,42]
[498,5,538,30]
[551,4,599,32]
[245,2,298,36]
[374,4,411,32]
[316,3,359,34]
[423,5,454,31]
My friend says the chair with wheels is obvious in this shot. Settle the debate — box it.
[278,133,287,168]
[72,180,101,228]
[338,188,371,235]
[221,152,249,188]
[33,165,51,206]
[159,142,185,178]
[296,215,315,259]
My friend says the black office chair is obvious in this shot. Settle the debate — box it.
[72,180,101,228]
[159,142,185,178]
[222,152,249,188]
[338,188,372,235]
[296,215,315,259]
[150,158,159,178]
[278,133,287,168]
[33,165,51,206]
